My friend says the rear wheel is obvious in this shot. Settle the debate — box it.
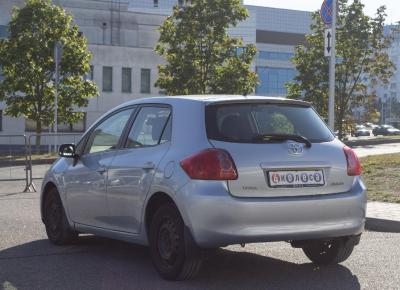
[302,238,355,265]
[149,203,202,280]
[43,187,77,245]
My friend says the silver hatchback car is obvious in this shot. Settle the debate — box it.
[41,95,366,280]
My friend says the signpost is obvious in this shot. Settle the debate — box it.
[321,0,336,131]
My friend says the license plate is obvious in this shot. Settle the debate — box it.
[267,170,325,188]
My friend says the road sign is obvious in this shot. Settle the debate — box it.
[320,0,333,25]
[324,28,332,57]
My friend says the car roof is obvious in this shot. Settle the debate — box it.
[116,95,310,109]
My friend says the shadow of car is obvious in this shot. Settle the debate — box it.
[0,237,361,290]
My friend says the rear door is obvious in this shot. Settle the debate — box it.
[106,105,172,233]
[205,102,354,198]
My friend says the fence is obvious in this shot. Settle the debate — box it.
[0,133,82,193]
[0,135,31,192]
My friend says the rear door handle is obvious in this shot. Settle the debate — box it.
[142,162,155,170]
[97,167,107,175]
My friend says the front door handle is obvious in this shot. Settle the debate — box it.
[97,167,107,175]
[142,162,155,170]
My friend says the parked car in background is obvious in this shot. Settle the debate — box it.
[372,125,400,136]
[351,125,370,137]
[40,95,366,280]
[364,123,379,130]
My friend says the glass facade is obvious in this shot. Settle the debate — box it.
[256,67,296,96]
[0,25,9,39]
[258,51,294,61]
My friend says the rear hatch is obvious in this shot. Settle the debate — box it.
[205,101,354,198]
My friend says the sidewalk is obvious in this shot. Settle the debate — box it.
[366,202,400,232]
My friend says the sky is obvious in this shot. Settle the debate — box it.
[244,0,400,24]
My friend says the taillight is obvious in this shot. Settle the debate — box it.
[343,146,362,176]
[180,149,238,180]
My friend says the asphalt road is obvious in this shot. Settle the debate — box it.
[1,184,400,290]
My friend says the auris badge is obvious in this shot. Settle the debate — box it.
[288,142,304,155]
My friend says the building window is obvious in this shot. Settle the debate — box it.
[58,114,86,132]
[141,68,151,94]
[178,0,184,6]
[103,66,113,92]
[85,65,94,81]
[390,83,397,90]
[258,51,294,62]
[25,119,49,132]
[122,67,132,93]
[25,114,86,132]
[153,0,158,7]
[256,67,296,96]
[0,110,2,131]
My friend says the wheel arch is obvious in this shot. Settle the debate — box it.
[41,182,58,221]
[144,191,183,239]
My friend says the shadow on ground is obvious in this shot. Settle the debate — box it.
[0,236,360,290]
[366,218,400,233]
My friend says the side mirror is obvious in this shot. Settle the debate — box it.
[59,144,77,158]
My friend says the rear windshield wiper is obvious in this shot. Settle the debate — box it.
[252,134,312,148]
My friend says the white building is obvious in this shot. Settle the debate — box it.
[0,0,312,140]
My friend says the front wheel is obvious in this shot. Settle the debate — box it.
[302,238,356,265]
[43,187,77,245]
[149,203,202,280]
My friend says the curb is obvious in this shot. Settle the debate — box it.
[365,217,400,233]
[345,138,400,147]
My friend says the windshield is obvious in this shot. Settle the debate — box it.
[206,103,334,143]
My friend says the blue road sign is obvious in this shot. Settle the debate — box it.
[320,0,333,25]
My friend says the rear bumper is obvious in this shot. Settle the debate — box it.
[177,178,367,248]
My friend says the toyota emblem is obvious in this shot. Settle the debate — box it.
[288,142,304,155]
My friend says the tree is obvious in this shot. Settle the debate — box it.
[155,0,258,95]
[287,0,395,138]
[0,0,98,144]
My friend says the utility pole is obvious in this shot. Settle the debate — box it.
[54,41,62,153]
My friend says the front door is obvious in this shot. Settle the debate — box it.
[106,106,172,233]
[64,108,135,228]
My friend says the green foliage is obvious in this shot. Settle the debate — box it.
[287,0,395,138]
[0,0,98,139]
[155,0,258,95]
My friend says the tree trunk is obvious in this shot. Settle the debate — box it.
[337,107,346,140]
[35,120,42,147]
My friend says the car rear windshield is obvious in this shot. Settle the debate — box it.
[205,103,334,143]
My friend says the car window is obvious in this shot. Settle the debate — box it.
[206,103,334,143]
[86,108,134,154]
[125,106,171,148]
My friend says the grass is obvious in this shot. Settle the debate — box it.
[361,153,400,203]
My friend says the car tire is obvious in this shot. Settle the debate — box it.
[302,238,355,265]
[149,203,202,281]
[43,187,78,245]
